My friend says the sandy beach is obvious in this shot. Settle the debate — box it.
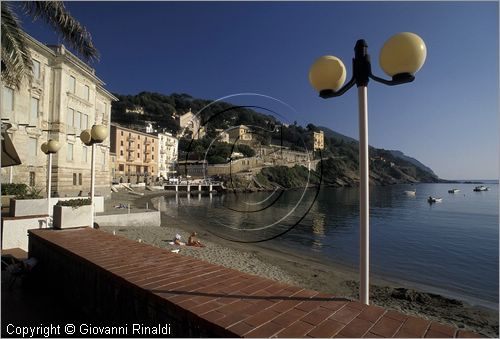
[100,190,499,337]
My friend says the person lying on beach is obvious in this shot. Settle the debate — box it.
[187,232,204,247]
[172,234,185,246]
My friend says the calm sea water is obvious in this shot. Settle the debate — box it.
[159,182,499,309]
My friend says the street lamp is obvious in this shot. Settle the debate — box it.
[41,139,60,220]
[309,32,426,305]
[80,124,108,229]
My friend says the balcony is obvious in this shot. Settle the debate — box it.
[127,136,136,142]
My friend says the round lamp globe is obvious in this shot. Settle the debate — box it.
[309,55,347,93]
[379,32,427,77]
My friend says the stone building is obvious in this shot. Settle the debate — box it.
[0,33,117,197]
[157,132,178,179]
[109,123,158,184]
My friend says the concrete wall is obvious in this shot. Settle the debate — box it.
[95,211,160,227]
[2,216,49,250]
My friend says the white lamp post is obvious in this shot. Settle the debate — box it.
[309,32,426,305]
[80,124,108,229]
[41,139,61,221]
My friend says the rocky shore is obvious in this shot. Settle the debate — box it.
[101,190,498,337]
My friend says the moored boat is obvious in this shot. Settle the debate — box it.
[448,189,460,193]
[428,196,442,203]
[404,189,416,196]
[473,185,489,192]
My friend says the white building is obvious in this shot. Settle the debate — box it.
[0,33,117,197]
[157,132,179,179]
[177,109,205,139]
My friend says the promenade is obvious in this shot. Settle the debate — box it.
[25,227,481,338]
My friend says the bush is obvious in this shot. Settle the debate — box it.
[1,183,28,196]
[56,198,92,209]
[15,186,43,200]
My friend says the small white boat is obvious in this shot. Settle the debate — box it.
[473,185,489,192]
[428,196,442,203]
[448,189,460,193]
[404,189,416,196]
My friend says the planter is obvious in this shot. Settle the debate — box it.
[1,195,14,208]
[53,205,92,229]
[9,198,48,217]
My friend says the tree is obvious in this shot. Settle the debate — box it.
[1,1,98,88]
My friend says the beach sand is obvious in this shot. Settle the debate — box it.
[100,190,499,337]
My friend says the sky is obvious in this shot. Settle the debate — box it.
[18,1,499,180]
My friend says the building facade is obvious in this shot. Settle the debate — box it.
[313,130,325,151]
[177,109,205,139]
[157,132,178,179]
[227,125,253,144]
[1,34,116,197]
[110,124,158,184]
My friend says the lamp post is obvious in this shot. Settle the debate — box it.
[309,32,426,305]
[41,139,61,221]
[80,124,108,229]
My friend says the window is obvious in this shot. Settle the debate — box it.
[119,164,124,171]
[78,173,82,185]
[2,87,14,118]
[137,144,140,149]
[69,76,76,93]
[28,138,37,159]
[73,173,77,185]
[29,172,36,186]
[67,144,74,161]
[152,154,154,160]
[121,131,123,136]
[81,114,88,130]
[84,85,90,100]
[67,108,74,126]
[30,97,39,124]
[120,141,123,146]
[74,112,81,129]
[33,60,41,79]
[137,153,140,158]
[120,150,123,156]
[82,146,88,162]
[138,135,140,139]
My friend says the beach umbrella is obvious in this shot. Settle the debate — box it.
[1,131,22,167]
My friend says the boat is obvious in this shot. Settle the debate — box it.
[428,196,442,203]
[404,189,416,196]
[448,189,460,193]
[473,185,489,192]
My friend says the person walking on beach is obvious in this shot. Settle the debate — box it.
[187,232,204,247]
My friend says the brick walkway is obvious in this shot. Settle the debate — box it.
[29,228,481,338]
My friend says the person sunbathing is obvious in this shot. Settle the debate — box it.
[187,232,204,247]
[173,234,185,246]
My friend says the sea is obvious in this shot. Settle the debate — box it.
[158,181,499,310]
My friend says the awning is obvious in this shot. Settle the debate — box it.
[1,131,22,167]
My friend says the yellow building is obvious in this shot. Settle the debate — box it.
[110,123,158,184]
[313,130,325,151]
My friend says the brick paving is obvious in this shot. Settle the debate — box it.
[28,228,482,338]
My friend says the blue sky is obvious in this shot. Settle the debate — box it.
[19,1,498,180]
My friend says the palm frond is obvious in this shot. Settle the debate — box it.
[1,2,33,89]
[23,1,99,62]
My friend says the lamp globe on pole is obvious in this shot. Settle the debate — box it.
[308,32,426,305]
[80,129,92,146]
[309,55,347,92]
[379,32,427,79]
[41,142,49,155]
[47,140,60,154]
[91,124,108,143]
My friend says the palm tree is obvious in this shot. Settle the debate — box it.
[1,1,98,88]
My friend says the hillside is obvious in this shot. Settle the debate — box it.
[111,92,440,188]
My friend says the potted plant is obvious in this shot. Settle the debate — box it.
[53,198,92,229]
[9,186,47,217]
[1,183,27,208]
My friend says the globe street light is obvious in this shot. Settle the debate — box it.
[309,32,426,305]
[41,139,61,220]
[80,124,108,229]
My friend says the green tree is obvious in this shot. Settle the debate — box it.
[2,1,98,88]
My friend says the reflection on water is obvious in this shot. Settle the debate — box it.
[154,183,499,307]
